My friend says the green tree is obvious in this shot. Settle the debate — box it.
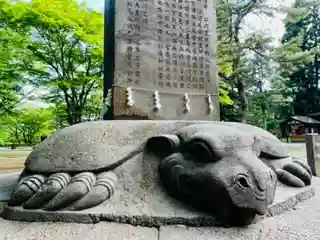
[0,1,32,115]
[278,0,320,117]
[51,91,102,129]
[0,108,54,146]
[217,0,311,123]
[1,0,104,125]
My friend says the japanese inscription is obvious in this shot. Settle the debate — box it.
[115,0,217,94]
[155,0,210,91]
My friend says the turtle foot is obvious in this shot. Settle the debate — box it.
[266,157,312,188]
[8,171,117,211]
[8,174,47,206]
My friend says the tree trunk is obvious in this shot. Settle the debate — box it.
[237,80,248,123]
[66,104,83,125]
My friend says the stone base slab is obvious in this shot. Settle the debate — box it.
[0,180,318,240]
[0,120,316,227]
[1,183,315,227]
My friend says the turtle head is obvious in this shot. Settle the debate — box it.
[215,150,277,216]
[180,131,277,218]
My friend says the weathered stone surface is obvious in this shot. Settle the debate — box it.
[1,120,314,226]
[158,177,320,240]
[0,180,318,240]
[1,170,315,226]
[0,220,158,240]
[24,120,205,173]
[113,0,219,120]
[23,121,289,173]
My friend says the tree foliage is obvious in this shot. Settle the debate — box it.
[277,0,320,118]
[1,0,104,125]
[217,0,318,131]
[0,108,54,146]
[0,0,32,115]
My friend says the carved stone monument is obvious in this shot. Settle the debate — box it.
[112,0,219,120]
[0,0,316,234]
[0,121,314,227]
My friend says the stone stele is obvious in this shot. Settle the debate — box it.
[0,120,315,227]
[112,0,219,120]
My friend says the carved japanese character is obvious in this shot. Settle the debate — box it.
[165,82,171,88]
[158,81,164,87]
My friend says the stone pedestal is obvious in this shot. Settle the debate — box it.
[0,120,315,228]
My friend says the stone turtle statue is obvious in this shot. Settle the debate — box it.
[7,121,312,226]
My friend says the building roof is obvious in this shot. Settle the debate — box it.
[291,115,320,124]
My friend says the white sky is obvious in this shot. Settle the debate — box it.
[241,0,294,45]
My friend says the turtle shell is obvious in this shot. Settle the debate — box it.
[24,120,289,174]
[173,122,289,159]
[216,122,289,158]
[23,120,203,173]
[24,121,140,173]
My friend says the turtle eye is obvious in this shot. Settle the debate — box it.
[146,135,180,158]
[185,141,220,163]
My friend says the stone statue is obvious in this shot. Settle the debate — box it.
[4,121,312,226]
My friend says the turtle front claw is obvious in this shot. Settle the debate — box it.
[9,174,47,206]
[65,171,117,211]
[8,171,118,211]
[267,157,312,188]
